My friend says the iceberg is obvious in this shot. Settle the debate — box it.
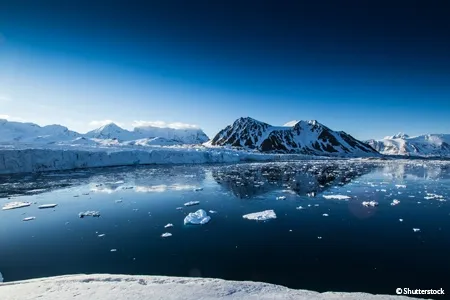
[183,209,211,225]
[2,201,32,210]
[38,204,58,209]
[413,228,421,232]
[276,196,286,200]
[79,211,101,218]
[242,210,277,221]
[322,195,351,200]
[164,223,173,228]
[322,213,329,217]
[161,232,172,238]
[184,201,200,207]
[23,217,36,221]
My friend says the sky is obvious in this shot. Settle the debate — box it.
[0,0,449,140]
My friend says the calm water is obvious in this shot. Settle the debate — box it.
[1,160,449,296]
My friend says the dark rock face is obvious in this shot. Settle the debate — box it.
[209,117,379,157]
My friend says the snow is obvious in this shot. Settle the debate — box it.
[79,211,101,218]
[2,201,32,210]
[322,195,351,200]
[0,274,422,300]
[164,223,174,228]
[38,204,57,209]
[183,209,211,225]
[23,217,36,221]
[161,232,172,238]
[242,210,277,221]
[184,201,200,207]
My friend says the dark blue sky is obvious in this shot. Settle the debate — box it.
[0,0,449,139]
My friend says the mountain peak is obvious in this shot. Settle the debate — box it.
[389,132,410,139]
[283,120,300,127]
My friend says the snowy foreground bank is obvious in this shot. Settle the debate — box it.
[0,274,423,300]
[0,146,333,175]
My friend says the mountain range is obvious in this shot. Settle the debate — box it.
[1,117,449,158]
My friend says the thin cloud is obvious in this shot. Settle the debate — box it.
[132,120,199,129]
[88,120,125,128]
[0,95,11,102]
[0,114,24,122]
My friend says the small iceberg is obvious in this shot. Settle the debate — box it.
[399,219,403,222]
[413,228,421,232]
[2,202,32,210]
[98,234,106,237]
[164,223,173,228]
[296,206,303,210]
[209,210,217,214]
[362,201,378,207]
[242,210,277,221]
[276,196,286,200]
[322,195,350,200]
[395,184,406,189]
[317,236,322,239]
[184,201,200,207]
[307,192,316,197]
[115,199,123,203]
[193,187,203,191]
[110,249,117,252]
[23,217,36,221]
[184,209,211,225]
[391,199,400,206]
[176,207,183,210]
[38,204,58,209]
[161,232,172,238]
[79,211,101,218]
[322,213,329,217]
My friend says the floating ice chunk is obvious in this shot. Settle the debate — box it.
[242,210,277,221]
[395,184,406,189]
[38,204,58,209]
[276,196,286,200]
[193,187,203,191]
[308,204,311,207]
[314,204,319,207]
[317,236,322,239]
[413,228,421,232]
[184,209,211,225]
[161,232,172,238]
[2,201,32,210]
[380,189,387,192]
[115,199,123,203]
[110,249,117,252]
[79,211,100,218]
[23,217,36,221]
[391,199,400,206]
[399,219,403,222]
[296,206,303,210]
[322,213,329,217]
[184,201,200,207]
[98,234,106,237]
[362,201,378,207]
[307,192,316,197]
[322,195,351,200]
[209,210,217,214]
[176,207,183,210]
[164,223,173,228]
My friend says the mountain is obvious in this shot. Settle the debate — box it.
[133,125,209,144]
[207,117,378,157]
[366,133,450,157]
[0,119,80,144]
[84,122,209,144]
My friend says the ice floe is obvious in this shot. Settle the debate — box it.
[38,204,58,209]
[164,223,174,228]
[23,217,36,221]
[184,209,211,225]
[276,196,286,200]
[161,232,172,238]
[2,201,32,210]
[322,195,351,200]
[242,210,277,221]
[184,201,200,207]
[424,193,446,201]
[362,201,378,207]
[391,199,400,206]
[176,207,183,210]
[79,211,101,218]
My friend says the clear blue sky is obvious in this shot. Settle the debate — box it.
[1,0,449,140]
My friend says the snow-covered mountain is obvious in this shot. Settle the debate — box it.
[366,133,450,157]
[207,117,378,157]
[0,119,209,146]
[0,119,80,144]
